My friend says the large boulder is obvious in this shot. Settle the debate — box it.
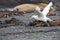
[13,3,55,15]
[0,0,60,10]
[13,4,37,12]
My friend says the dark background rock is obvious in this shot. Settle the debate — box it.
[0,0,59,7]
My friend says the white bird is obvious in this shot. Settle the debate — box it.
[32,2,53,26]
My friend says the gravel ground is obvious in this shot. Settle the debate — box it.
[0,26,60,40]
[0,8,60,40]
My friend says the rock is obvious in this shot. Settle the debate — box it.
[13,4,37,12]
[10,18,19,25]
[29,19,60,27]
[50,19,60,26]
[5,20,11,24]
[55,14,60,16]
[0,21,2,24]
[4,18,19,25]
[29,20,48,26]
[14,3,55,15]
[0,12,4,18]
[3,14,7,18]
[0,0,60,10]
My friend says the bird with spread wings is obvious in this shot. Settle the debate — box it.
[32,2,53,26]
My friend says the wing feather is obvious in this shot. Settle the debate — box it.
[42,2,53,16]
[35,6,43,17]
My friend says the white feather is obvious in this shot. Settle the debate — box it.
[32,2,53,22]
[42,2,53,16]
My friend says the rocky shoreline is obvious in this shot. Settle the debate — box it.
[0,10,60,28]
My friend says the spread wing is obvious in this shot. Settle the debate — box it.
[42,2,53,16]
[35,6,43,17]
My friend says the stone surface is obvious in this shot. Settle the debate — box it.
[0,26,60,40]
[13,3,55,15]
[29,19,60,27]
[0,8,60,40]
[13,4,37,12]
[0,0,60,7]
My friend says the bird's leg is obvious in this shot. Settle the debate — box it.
[46,21,50,27]
[46,22,50,27]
